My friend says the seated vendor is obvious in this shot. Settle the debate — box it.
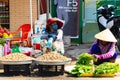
[88,29,118,65]
[45,18,64,54]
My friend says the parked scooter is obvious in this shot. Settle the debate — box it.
[97,4,120,51]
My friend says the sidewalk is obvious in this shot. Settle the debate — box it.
[65,43,120,60]
[64,43,92,60]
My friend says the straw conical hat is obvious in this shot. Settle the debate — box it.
[95,29,117,42]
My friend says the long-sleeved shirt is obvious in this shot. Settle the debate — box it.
[48,29,64,54]
[88,40,116,59]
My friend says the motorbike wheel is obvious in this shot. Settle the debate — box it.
[115,26,120,52]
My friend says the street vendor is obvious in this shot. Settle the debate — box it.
[45,18,64,54]
[88,29,118,65]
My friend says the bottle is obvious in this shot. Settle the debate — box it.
[7,40,11,54]
[0,45,3,56]
[0,2,2,11]
[4,43,7,56]
[37,27,39,34]
[2,2,5,11]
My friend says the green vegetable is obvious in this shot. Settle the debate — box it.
[69,53,120,77]
[70,64,93,77]
[94,62,119,75]
[76,53,97,65]
[0,38,6,46]
[70,53,95,77]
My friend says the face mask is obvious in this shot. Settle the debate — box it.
[52,24,58,31]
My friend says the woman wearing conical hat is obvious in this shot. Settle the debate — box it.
[88,29,118,65]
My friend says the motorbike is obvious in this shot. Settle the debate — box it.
[97,4,120,51]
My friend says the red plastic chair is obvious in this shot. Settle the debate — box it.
[11,24,31,47]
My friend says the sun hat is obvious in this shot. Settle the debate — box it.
[95,29,117,42]
[46,18,63,29]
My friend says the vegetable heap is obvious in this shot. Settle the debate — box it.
[70,53,96,77]
[76,53,97,65]
[94,62,119,75]
[70,53,120,77]
[70,64,94,77]
[0,38,6,46]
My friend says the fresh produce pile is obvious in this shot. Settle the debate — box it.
[0,27,13,38]
[0,38,6,46]
[76,53,97,65]
[0,53,34,61]
[70,53,96,77]
[94,62,120,76]
[36,52,71,62]
[70,64,94,77]
[70,53,120,77]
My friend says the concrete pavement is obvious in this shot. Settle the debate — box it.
[64,43,91,60]
[65,43,120,60]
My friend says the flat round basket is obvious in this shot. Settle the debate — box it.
[0,60,32,65]
[36,59,71,65]
[94,74,116,77]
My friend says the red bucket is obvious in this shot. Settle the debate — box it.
[33,43,41,50]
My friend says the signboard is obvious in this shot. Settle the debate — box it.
[54,0,79,37]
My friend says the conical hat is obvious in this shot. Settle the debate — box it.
[95,29,117,42]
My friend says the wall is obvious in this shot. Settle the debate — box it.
[9,0,37,37]
[82,0,99,43]
[82,22,99,43]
